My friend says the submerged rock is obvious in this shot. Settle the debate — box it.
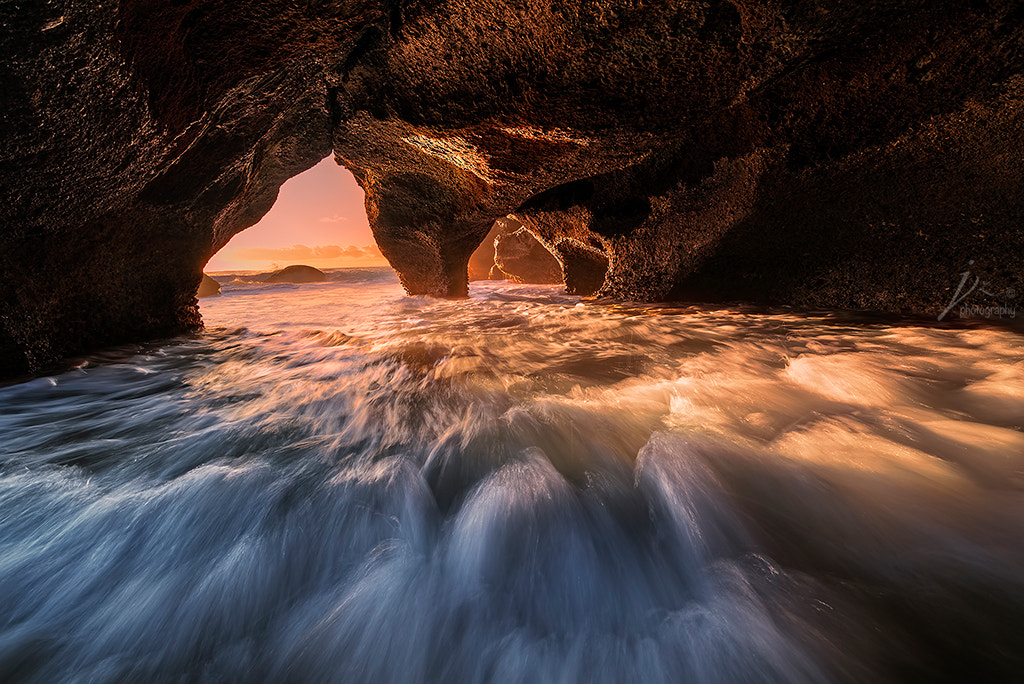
[1,0,1023,374]
[197,274,221,297]
[264,265,327,284]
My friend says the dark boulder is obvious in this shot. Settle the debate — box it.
[553,241,610,297]
[263,265,327,284]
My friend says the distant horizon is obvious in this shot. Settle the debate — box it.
[205,263,393,276]
[205,156,387,272]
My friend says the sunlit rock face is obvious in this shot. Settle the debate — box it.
[2,0,1024,374]
[494,228,563,285]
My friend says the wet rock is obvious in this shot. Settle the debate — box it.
[264,265,327,284]
[197,274,221,297]
[515,211,611,295]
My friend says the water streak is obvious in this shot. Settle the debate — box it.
[1,269,1022,682]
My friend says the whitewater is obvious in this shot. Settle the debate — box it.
[1,267,1022,682]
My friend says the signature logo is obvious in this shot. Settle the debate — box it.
[938,260,1018,321]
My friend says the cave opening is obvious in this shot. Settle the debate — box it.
[469,217,567,288]
[198,151,574,302]
[203,155,385,282]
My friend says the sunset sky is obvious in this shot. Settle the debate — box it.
[206,156,386,272]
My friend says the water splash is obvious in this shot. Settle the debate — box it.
[1,270,1022,682]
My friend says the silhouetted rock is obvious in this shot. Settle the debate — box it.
[2,1,1024,375]
[197,274,221,297]
[264,265,326,284]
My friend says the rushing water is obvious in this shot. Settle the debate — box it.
[1,268,1023,683]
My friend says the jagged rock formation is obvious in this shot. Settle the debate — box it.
[2,1,1023,375]
[467,224,503,282]
[264,265,327,284]
[474,216,565,286]
[555,243,611,297]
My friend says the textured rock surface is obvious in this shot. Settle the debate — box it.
[2,0,1024,374]
[478,217,564,285]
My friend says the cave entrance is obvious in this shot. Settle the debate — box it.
[469,217,566,287]
[204,156,385,281]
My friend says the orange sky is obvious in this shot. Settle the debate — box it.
[206,156,386,272]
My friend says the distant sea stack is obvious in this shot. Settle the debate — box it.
[1,1,1023,376]
[264,265,327,284]
[197,274,221,297]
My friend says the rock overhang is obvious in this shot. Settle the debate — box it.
[1,0,1023,376]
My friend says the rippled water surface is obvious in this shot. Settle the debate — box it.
[2,268,1023,682]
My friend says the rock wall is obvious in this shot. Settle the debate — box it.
[2,0,1023,375]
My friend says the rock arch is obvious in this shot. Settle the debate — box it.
[3,0,1024,375]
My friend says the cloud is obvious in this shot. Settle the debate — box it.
[317,214,350,223]
[233,244,383,262]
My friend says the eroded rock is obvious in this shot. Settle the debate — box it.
[2,0,1023,374]
[554,242,610,297]
[468,217,520,282]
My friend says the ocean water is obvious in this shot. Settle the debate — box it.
[1,267,1023,682]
